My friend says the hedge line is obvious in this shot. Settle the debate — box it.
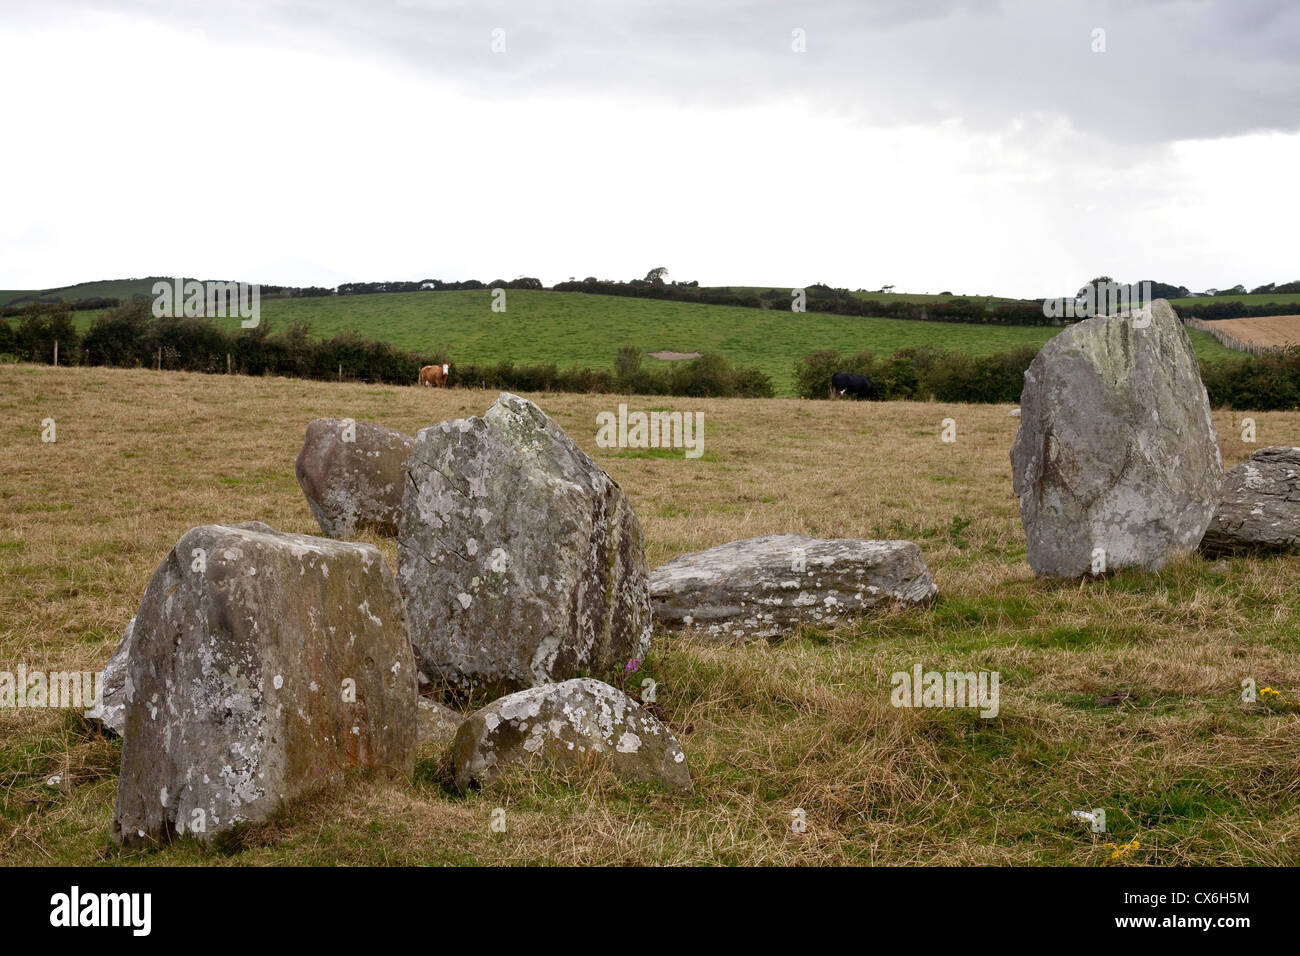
[5,299,1297,408]
[0,300,773,398]
[796,346,1300,410]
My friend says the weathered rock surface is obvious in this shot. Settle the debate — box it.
[417,698,465,756]
[296,418,414,538]
[452,678,691,795]
[649,533,937,640]
[1201,446,1300,554]
[112,523,416,847]
[1010,299,1223,578]
[398,393,652,698]
[88,523,278,740]
[84,617,135,737]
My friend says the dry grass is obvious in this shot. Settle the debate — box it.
[2,363,1299,866]
[1206,315,1300,349]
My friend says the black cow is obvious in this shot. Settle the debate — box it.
[830,371,878,399]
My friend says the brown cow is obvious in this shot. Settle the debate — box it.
[419,363,450,388]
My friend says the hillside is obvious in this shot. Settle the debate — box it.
[20,283,1242,394]
[66,289,1230,394]
[0,278,172,308]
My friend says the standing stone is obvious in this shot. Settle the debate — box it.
[1201,446,1300,554]
[452,678,691,795]
[398,393,651,698]
[112,523,416,847]
[296,418,414,538]
[1010,300,1223,577]
[87,523,277,739]
[650,534,937,641]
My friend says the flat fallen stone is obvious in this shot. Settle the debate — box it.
[1201,446,1300,554]
[452,678,691,795]
[649,533,938,641]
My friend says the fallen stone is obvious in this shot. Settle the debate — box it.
[649,533,938,641]
[417,697,465,756]
[1200,446,1300,554]
[452,678,691,795]
[295,418,414,538]
[1010,299,1223,577]
[398,393,652,698]
[84,617,135,737]
[112,522,417,847]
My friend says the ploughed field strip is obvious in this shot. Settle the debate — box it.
[2,307,1300,864]
[1205,315,1300,349]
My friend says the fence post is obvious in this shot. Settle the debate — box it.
[53,339,58,366]
[156,346,162,371]
[338,362,342,382]
[227,353,232,374]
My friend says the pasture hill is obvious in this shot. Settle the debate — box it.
[1,281,1249,397]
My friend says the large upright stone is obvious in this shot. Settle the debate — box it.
[296,418,414,538]
[650,534,937,641]
[1010,299,1223,577]
[398,393,651,698]
[1201,446,1300,554]
[112,523,416,847]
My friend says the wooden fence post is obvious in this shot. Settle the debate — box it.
[53,339,58,366]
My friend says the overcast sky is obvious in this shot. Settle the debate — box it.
[2,0,1297,298]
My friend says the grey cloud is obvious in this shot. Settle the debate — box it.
[15,0,1300,143]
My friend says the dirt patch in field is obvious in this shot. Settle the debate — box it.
[1206,315,1300,349]
[648,350,702,361]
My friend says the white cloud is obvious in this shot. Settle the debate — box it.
[1,1,1296,296]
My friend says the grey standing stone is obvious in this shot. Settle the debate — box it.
[88,523,278,740]
[649,533,937,641]
[452,678,691,795]
[1010,299,1223,577]
[296,418,414,538]
[112,523,417,847]
[398,393,652,698]
[1201,446,1300,554]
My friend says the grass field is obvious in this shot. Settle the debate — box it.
[718,286,1020,304]
[0,279,171,309]
[2,363,1299,865]
[1171,293,1300,310]
[1205,315,1300,349]
[63,289,1240,395]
